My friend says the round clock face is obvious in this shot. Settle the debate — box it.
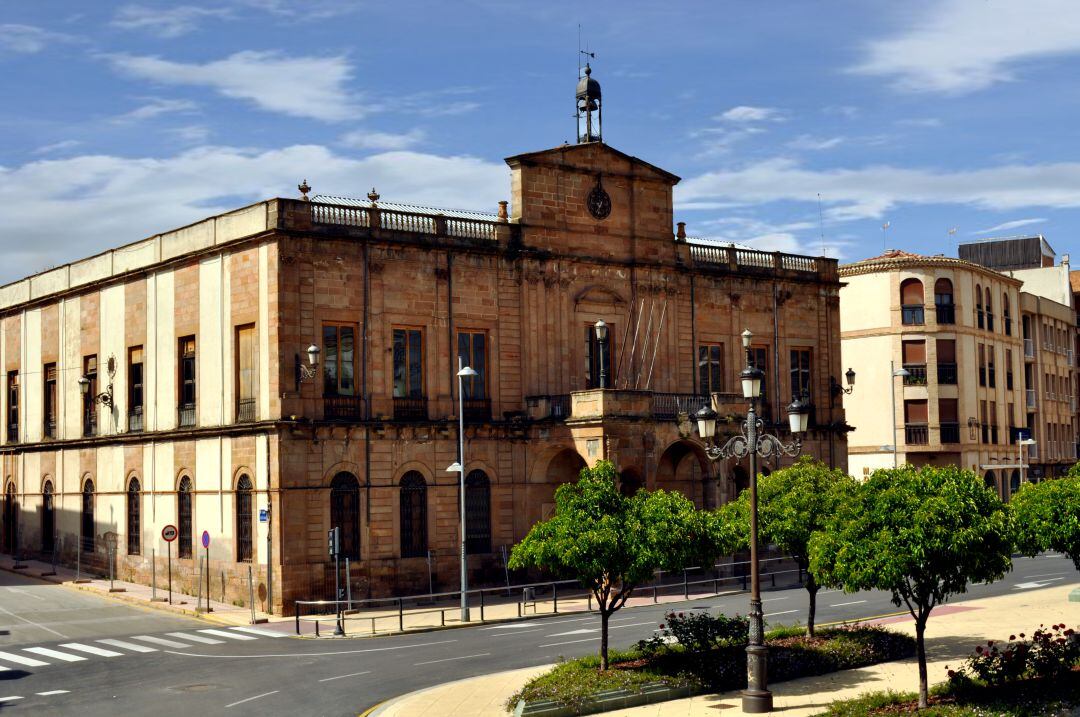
[586,184,611,220]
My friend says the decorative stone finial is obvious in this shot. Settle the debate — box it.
[298,179,311,201]
[676,222,686,241]
[497,200,509,221]
[367,187,380,205]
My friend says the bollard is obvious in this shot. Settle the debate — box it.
[295,604,300,635]
[151,548,157,601]
[683,569,689,600]
[653,585,658,603]
[196,557,204,611]
[479,589,485,622]
[248,565,256,624]
[588,592,593,612]
[552,583,558,614]
[397,597,404,632]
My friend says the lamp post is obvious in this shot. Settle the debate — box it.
[691,328,809,714]
[447,358,479,622]
[594,320,608,388]
[1018,437,1036,486]
[890,361,910,468]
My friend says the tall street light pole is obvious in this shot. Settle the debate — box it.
[692,328,809,714]
[594,320,608,388]
[447,357,478,623]
[891,361,910,468]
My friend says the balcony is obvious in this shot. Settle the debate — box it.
[1006,372,1014,391]
[1026,389,1036,408]
[5,425,16,443]
[82,410,97,437]
[986,313,995,332]
[393,396,428,421]
[990,426,999,444]
[1004,317,1012,336]
[1069,349,1075,367]
[177,404,196,428]
[937,363,958,385]
[903,364,927,386]
[904,423,929,445]
[988,367,996,388]
[236,398,256,423]
[462,398,491,423]
[43,417,56,439]
[651,393,711,420]
[940,422,960,443]
[128,407,144,432]
[977,310,984,329]
[323,395,362,421]
[935,304,955,325]
[901,305,925,326]
[1024,338,1034,358]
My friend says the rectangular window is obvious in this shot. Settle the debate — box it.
[6,371,17,443]
[178,336,196,427]
[43,363,57,438]
[789,348,812,400]
[698,343,724,395]
[322,324,357,397]
[82,355,98,437]
[936,339,957,385]
[902,340,927,385]
[990,400,999,443]
[978,345,986,387]
[235,325,257,422]
[904,399,929,444]
[457,331,487,399]
[584,325,615,389]
[987,346,996,388]
[392,328,424,398]
[128,347,144,432]
[981,400,989,443]
[939,398,959,443]
[749,345,769,402]
[1005,349,1014,391]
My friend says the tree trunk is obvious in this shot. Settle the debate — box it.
[805,575,818,638]
[600,609,610,670]
[915,612,929,709]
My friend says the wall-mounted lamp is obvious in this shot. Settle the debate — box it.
[295,344,320,391]
[829,368,856,396]
[78,355,115,408]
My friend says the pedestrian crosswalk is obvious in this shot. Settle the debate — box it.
[0,626,286,671]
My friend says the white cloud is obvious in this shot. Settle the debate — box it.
[716,106,783,123]
[232,0,360,18]
[896,118,942,128]
[32,140,81,155]
[0,144,507,282]
[112,5,230,38]
[112,98,199,123]
[106,50,362,122]
[0,24,73,53]
[786,135,844,151]
[972,218,1047,235]
[852,0,1080,93]
[168,125,212,143]
[340,128,425,151]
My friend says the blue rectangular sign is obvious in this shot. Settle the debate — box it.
[259,509,269,523]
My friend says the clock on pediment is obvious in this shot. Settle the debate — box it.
[586,175,611,220]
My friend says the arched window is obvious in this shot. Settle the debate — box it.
[42,480,54,553]
[983,471,998,499]
[464,470,491,554]
[81,479,95,553]
[984,287,994,331]
[235,475,253,562]
[3,483,15,553]
[178,476,193,559]
[975,284,984,328]
[399,472,427,558]
[330,472,360,560]
[933,278,955,324]
[1003,293,1012,335]
[127,478,141,556]
[899,279,924,325]
[1009,469,1021,498]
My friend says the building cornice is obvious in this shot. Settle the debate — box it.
[840,255,1023,286]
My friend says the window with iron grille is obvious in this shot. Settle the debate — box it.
[129,347,144,431]
[81,479,94,553]
[6,371,17,442]
[330,472,360,560]
[465,470,491,554]
[83,355,98,437]
[127,478,141,556]
[698,343,724,395]
[236,325,257,422]
[44,363,57,438]
[584,325,616,389]
[399,471,427,558]
[178,476,193,558]
[178,336,196,426]
[235,475,253,562]
[393,328,424,398]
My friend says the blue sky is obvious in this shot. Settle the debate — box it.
[4,1,1080,283]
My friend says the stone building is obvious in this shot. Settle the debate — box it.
[0,73,845,613]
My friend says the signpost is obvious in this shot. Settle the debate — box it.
[328,527,343,635]
[201,531,212,613]
[161,525,177,604]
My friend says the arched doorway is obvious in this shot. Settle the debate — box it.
[526,449,587,528]
[983,470,998,499]
[3,483,16,554]
[618,468,643,497]
[1009,469,1021,499]
[41,480,54,553]
[655,441,711,507]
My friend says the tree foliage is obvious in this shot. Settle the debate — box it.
[721,456,857,636]
[508,460,735,669]
[1010,472,1080,569]
[809,464,1012,709]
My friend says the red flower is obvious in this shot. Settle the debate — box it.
[1019,633,1026,638]
[947,670,956,678]
[976,646,983,654]
[659,624,665,629]
[1009,635,1016,641]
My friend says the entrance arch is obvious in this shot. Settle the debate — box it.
[524,448,587,531]
[983,470,998,499]
[618,467,643,497]
[655,440,711,507]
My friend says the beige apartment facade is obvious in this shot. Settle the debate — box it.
[1020,293,1077,479]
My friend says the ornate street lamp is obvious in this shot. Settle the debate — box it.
[447,359,479,622]
[594,320,609,388]
[692,328,809,714]
[294,344,320,390]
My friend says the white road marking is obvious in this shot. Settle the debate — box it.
[610,622,658,630]
[6,587,44,602]
[132,635,193,648]
[492,629,541,638]
[23,647,86,662]
[199,629,256,641]
[97,639,157,653]
[764,610,799,618]
[480,616,593,630]
[537,637,600,648]
[317,670,371,683]
[414,652,490,666]
[0,696,22,702]
[0,651,50,667]
[167,632,224,645]
[1015,578,1065,590]
[59,643,123,658]
[229,626,286,638]
[37,690,69,696]
[163,638,458,660]
[762,596,790,602]
[1025,571,1069,579]
[546,628,596,637]
[0,604,67,639]
[225,690,278,709]
[830,600,867,607]
[819,589,843,595]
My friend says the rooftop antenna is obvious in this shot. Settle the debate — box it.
[817,192,825,256]
[881,221,890,252]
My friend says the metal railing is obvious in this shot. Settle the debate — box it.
[236,398,256,423]
[901,305,925,325]
[6,424,16,443]
[651,393,711,420]
[935,304,955,325]
[43,417,56,438]
[939,422,960,443]
[128,407,143,432]
[1024,339,1035,358]
[549,394,571,419]
[986,313,995,332]
[83,410,97,437]
[1026,389,1037,408]
[323,395,362,421]
[177,404,196,428]
[393,397,428,421]
[902,364,927,386]
[937,363,958,385]
[462,398,491,423]
[904,423,929,444]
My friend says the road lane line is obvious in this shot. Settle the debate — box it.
[131,635,191,648]
[162,638,459,660]
[97,639,157,653]
[318,670,372,683]
[0,696,22,702]
[6,587,44,602]
[830,600,867,607]
[225,690,279,709]
[762,597,790,602]
[764,610,799,618]
[0,605,67,639]
[609,622,658,630]
[59,643,123,658]
[481,616,593,630]
[0,651,49,667]
[1025,571,1068,579]
[167,632,224,644]
[199,629,257,641]
[37,690,69,696]
[538,637,600,648]
[229,626,287,638]
[414,652,490,666]
[492,629,541,638]
[23,647,86,662]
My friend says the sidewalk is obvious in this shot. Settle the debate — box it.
[370,581,1080,717]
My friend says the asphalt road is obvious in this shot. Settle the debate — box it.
[0,554,1075,716]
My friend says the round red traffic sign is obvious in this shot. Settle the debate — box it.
[161,525,178,542]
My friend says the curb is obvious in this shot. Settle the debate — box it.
[363,666,554,717]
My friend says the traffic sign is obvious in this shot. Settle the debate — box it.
[259,509,268,523]
[161,525,178,542]
[201,530,210,549]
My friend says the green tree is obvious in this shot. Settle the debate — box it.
[721,457,856,637]
[809,465,1011,710]
[509,460,734,669]
[1010,472,1080,569]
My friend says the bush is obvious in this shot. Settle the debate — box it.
[947,623,1079,687]
[658,610,748,652]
